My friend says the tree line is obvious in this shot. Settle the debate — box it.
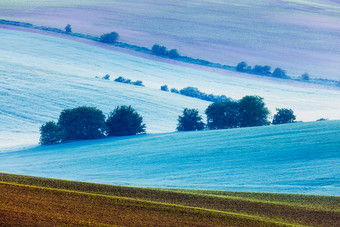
[40,106,145,145]
[177,95,296,131]
[40,96,296,145]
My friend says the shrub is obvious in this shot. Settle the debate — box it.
[132,80,144,87]
[161,85,169,91]
[106,105,146,136]
[236,62,247,72]
[171,88,179,93]
[39,121,63,145]
[102,74,110,80]
[252,65,271,75]
[168,49,180,58]
[58,106,106,141]
[64,24,72,33]
[177,108,205,131]
[152,44,167,56]
[239,95,270,127]
[114,76,130,83]
[301,73,310,81]
[272,68,288,78]
[100,32,119,44]
[272,108,296,125]
[205,101,240,129]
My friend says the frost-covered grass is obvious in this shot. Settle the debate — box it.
[1,28,339,150]
[1,120,339,195]
[1,173,339,226]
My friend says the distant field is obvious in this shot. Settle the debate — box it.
[1,173,339,226]
[1,28,340,149]
[1,0,340,79]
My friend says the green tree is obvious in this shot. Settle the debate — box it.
[205,101,240,129]
[106,105,146,136]
[39,121,63,145]
[100,32,119,44]
[272,108,296,125]
[239,96,270,127]
[177,108,205,131]
[58,106,106,141]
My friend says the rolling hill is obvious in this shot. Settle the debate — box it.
[1,28,339,151]
[1,0,340,80]
[1,120,339,195]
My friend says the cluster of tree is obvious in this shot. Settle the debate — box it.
[177,95,297,131]
[161,85,230,103]
[151,44,180,59]
[100,32,119,44]
[114,76,144,87]
[236,62,292,79]
[40,106,145,145]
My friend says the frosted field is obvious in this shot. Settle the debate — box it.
[1,0,340,79]
[1,120,339,195]
[1,28,340,150]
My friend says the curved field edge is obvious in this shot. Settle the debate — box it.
[1,19,339,88]
[0,182,289,227]
[1,173,339,226]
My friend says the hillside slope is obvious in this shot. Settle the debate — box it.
[1,0,340,79]
[1,120,339,195]
[1,28,339,150]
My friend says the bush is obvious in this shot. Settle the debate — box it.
[170,88,179,93]
[58,106,106,141]
[132,80,144,87]
[252,65,271,75]
[64,24,72,33]
[272,68,288,78]
[301,73,310,81]
[106,105,146,136]
[161,85,169,91]
[100,32,119,44]
[177,108,205,131]
[272,108,296,125]
[39,121,63,145]
[168,49,180,58]
[239,96,270,127]
[152,44,167,56]
[236,61,247,72]
[205,101,240,129]
[102,74,110,80]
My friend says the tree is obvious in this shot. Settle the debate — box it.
[301,73,310,81]
[272,68,287,78]
[161,85,169,91]
[168,49,180,58]
[171,88,179,93]
[252,65,271,75]
[64,24,72,33]
[39,121,63,145]
[205,101,240,129]
[100,32,119,44]
[272,108,296,125]
[236,61,247,72]
[151,44,167,56]
[239,96,270,127]
[177,108,205,131]
[58,106,106,141]
[106,105,146,136]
